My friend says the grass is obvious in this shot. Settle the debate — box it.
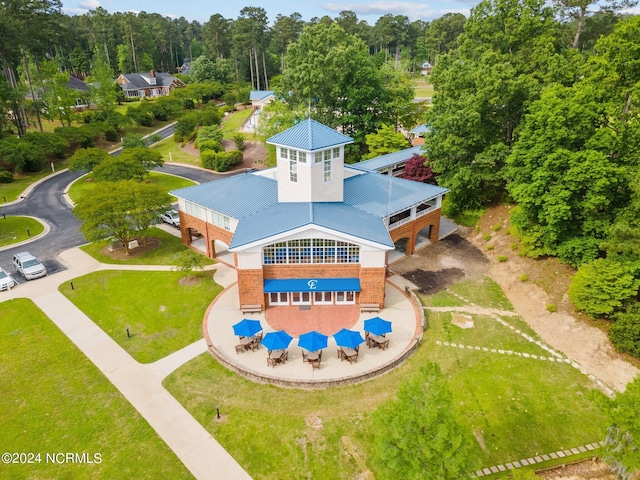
[59,270,222,363]
[80,227,213,266]
[67,171,196,204]
[448,277,514,310]
[220,109,253,139]
[163,276,608,478]
[0,298,192,479]
[0,169,60,203]
[152,136,201,166]
[0,216,45,247]
[412,77,435,98]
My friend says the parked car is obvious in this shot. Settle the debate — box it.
[0,266,15,290]
[12,251,47,280]
[160,210,180,228]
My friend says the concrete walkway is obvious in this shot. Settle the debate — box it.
[3,247,251,480]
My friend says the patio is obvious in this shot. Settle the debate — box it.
[204,278,423,387]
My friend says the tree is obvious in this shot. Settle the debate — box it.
[371,362,479,479]
[121,134,147,149]
[609,304,640,358]
[119,147,164,170]
[423,13,466,63]
[74,180,171,255]
[603,375,640,478]
[93,156,147,183]
[87,59,118,119]
[401,154,435,183]
[68,147,109,172]
[364,124,409,159]
[568,258,640,317]
[175,250,207,281]
[425,0,567,215]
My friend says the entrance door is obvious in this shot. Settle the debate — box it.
[313,291,333,305]
[268,292,289,306]
[335,291,356,305]
[291,292,311,305]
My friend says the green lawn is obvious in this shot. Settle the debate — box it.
[80,227,213,266]
[0,298,192,479]
[59,270,222,363]
[0,216,45,247]
[67,171,195,204]
[152,136,200,166]
[412,77,435,98]
[164,277,608,478]
[220,109,253,139]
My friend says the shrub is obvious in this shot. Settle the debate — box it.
[475,225,481,233]
[520,274,528,282]
[232,132,246,151]
[546,304,557,313]
[482,233,491,241]
[486,245,495,250]
[201,150,242,172]
[568,258,640,318]
[510,243,518,250]
[0,170,14,183]
[609,304,640,357]
[197,140,223,152]
[104,127,119,142]
[492,224,502,231]
[498,255,508,262]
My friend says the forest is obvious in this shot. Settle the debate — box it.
[1,0,640,357]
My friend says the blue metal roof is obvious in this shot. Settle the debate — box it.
[264,278,361,293]
[344,171,448,217]
[354,146,423,171]
[410,124,430,135]
[249,90,274,101]
[266,119,353,151]
[229,202,393,249]
[170,173,277,219]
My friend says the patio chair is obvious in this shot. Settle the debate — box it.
[235,344,248,354]
[302,350,309,363]
[310,350,322,370]
[267,356,276,368]
[365,331,374,349]
[337,348,347,362]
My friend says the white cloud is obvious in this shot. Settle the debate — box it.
[322,1,469,20]
[79,0,101,9]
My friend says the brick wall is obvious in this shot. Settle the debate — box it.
[359,267,386,306]
[389,208,441,255]
[179,212,234,259]
[237,269,264,308]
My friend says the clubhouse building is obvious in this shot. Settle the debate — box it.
[171,119,448,312]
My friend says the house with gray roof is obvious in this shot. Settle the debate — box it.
[171,118,448,312]
[116,70,185,99]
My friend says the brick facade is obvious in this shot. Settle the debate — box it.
[389,208,441,255]
[179,212,233,260]
[237,264,387,308]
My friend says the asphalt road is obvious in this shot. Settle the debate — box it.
[0,124,235,283]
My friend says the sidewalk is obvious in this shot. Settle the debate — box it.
[6,247,251,480]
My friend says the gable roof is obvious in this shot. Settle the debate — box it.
[229,202,393,249]
[250,90,275,101]
[354,146,423,171]
[266,118,353,151]
[118,72,183,91]
[67,76,89,92]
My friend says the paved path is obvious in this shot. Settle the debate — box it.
[5,247,251,480]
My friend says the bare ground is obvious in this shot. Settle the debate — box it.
[390,207,639,394]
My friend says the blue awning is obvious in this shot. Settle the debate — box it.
[264,278,361,293]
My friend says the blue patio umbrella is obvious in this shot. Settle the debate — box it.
[261,330,293,351]
[232,319,263,338]
[364,317,393,336]
[298,330,329,352]
[333,328,365,349]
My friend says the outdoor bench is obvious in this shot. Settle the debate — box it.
[241,304,262,314]
[360,303,380,313]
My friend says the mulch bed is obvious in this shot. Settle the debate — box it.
[100,236,161,259]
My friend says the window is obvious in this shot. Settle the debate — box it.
[289,160,297,183]
[324,158,331,183]
[290,149,297,161]
[333,147,340,158]
[335,291,356,304]
[314,151,323,163]
[281,147,288,159]
[211,211,230,231]
[263,239,359,264]
[299,152,307,163]
[185,201,204,219]
[324,149,331,161]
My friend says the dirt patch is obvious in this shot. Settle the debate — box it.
[402,267,465,294]
[179,140,267,171]
[100,237,161,259]
[178,276,201,286]
[537,458,615,480]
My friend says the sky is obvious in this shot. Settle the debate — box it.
[61,0,478,24]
